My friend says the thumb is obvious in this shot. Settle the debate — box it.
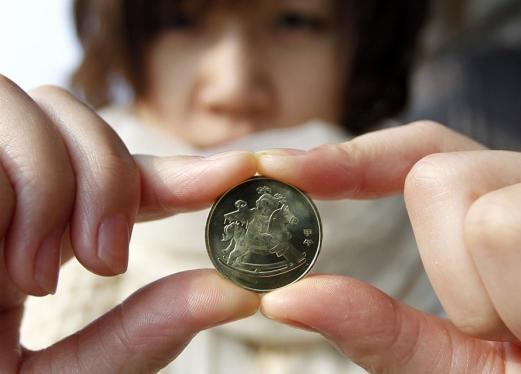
[21,270,259,373]
[261,275,517,373]
[135,151,257,221]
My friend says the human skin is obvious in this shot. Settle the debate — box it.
[135,0,347,148]
[258,121,521,373]
[3,71,521,372]
[0,75,260,372]
[5,0,520,370]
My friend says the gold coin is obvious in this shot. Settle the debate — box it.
[206,176,322,292]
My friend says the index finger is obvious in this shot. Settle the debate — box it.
[255,121,485,199]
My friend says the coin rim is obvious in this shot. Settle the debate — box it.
[205,176,322,293]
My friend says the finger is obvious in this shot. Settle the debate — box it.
[0,168,19,307]
[56,152,257,267]
[261,275,518,373]
[29,85,140,277]
[0,76,75,296]
[31,87,257,274]
[0,164,24,370]
[465,182,521,339]
[405,150,521,341]
[0,284,24,374]
[134,151,257,221]
[21,270,260,373]
[255,121,484,198]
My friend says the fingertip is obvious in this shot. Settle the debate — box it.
[205,150,255,163]
[260,274,345,322]
[70,214,132,278]
[255,145,361,199]
[260,283,298,319]
[136,152,257,219]
[255,148,307,183]
[255,148,306,159]
[261,275,433,370]
[204,151,258,186]
[182,270,261,326]
[125,269,261,333]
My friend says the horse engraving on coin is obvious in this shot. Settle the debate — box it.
[206,177,322,292]
[221,186,306,273]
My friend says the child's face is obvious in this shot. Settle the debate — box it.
[139,0,347,147]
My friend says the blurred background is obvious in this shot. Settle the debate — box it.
[408,0,521,150]
[0,0,80,89]
[1,0,520,148]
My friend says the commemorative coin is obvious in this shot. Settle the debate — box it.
[206,176,322,292]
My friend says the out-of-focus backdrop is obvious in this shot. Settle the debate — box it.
[0,0,80,89]
[1,0,520,148]
[409,0,521,150]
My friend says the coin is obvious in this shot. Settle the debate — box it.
[206,176,322,292]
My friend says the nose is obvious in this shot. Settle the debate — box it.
[197,25,270,118]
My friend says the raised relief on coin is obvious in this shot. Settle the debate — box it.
[221,186,305,272]
[206,177,322,292]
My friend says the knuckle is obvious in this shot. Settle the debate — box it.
[112,305,137,357]
[28,84,72,101]
[0,73,14,89]
[339,138,364,163]
[0,74,27,98]
[374,300,422,371]
[92,150,140,199]
[65,332,89,373]
[15,164,75,217]
[99,149,138,180]
[466,194,521,256]
[408,120,449,137]
[406,120,484,152]
[329,139,366,173]
[313,142,352,163]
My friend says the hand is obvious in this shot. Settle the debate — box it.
[257,122,521,372]
[0,75,259,372]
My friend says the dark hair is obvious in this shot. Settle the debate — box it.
[72,0,430,134]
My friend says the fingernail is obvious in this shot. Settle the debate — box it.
[205,151,250,160]
[97,215,130,274]
[35,232,62,294]
[255,148,305,158]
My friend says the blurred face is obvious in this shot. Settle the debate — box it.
[136,0,348,148]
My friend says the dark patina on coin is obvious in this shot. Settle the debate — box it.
[206,176,322,292]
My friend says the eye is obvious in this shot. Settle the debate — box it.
[273,11,326,32]
[164,12,199,30]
